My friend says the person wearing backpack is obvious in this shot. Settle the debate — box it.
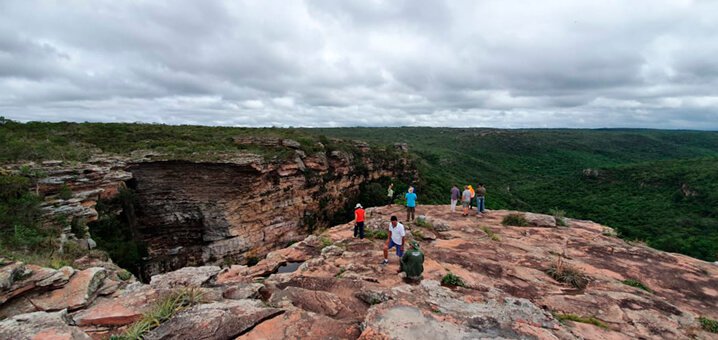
[475,183,486,216]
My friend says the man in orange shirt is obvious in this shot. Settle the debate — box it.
[354,203,366,239]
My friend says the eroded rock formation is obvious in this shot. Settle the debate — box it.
[3,140,415,278]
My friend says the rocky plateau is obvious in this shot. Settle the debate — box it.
[1,205,717,339]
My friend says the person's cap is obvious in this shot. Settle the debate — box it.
[411,240,420,248]
[355,203,362,209]
[390,215,398,221]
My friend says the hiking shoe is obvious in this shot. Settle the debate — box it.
[380,259,388,265]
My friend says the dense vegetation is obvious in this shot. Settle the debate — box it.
[308,127,718,261]
[1,119,717,262]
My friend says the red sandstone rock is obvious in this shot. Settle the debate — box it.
[30,268,107,311]
[73,283,158,327]
[0,310,91,340]
[143,300,283,340]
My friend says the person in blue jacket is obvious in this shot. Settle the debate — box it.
[405,186,417,222]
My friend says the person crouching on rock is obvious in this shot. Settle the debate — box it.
[354,203,366,239]
[400,241,424,281]
[381,215,406,265]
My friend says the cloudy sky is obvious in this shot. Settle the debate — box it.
[1,0,717,129]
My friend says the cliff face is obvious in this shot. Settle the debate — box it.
[129,146,411,277]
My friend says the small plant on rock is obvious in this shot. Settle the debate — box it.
[480,226,500,241]
[441,272,466,288]
[414,218,433,228]
[700,316,718,333]
[117,270,133,281]
[554,313,608,329]
[549,208,567,227]
[502,213,528,227]
[546,256,589,289]
[411,229,424,239]
[366,229,388,240]
[320,236,333,249]
[58,184,73,200]
[621,278,651,292]
[116,288,203,339]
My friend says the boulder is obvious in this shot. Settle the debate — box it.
[30,268,107,311]
[223,283,264,300]
[320,245,344,258]
[360,304,485,339]
[0,262,27,291]
[269,287,351,318]
[0,310,91,340]
[237,309,361,340]
[144,300,283,340]
[0,264,73,309]
[524,213,557,228]
[355,289,391,305]
[73,283,158,327]
[149,266,221,290]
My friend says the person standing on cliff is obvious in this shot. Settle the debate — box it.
[381,215,405,265]
[405,186,417,222]
[387,183,394,206]
[450,185,460,212]
[461,186,472,216]
[468,185,476,210]
[354,203,366,239]
[475,183,486,217]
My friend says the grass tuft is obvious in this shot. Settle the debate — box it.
[502,213,528,227]
[320,236,333,249]
[554,313,608,329]
[480,226,500,241]
[621,278,651,292]
[546,257,589,289]
[365,229,388,240]
[114,288,203,339]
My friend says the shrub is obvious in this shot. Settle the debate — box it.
[502,214,528,227]
[546,257,589,289]
[554,313,608,329]
[10,224,45,249]
[411,229,424,239]
[621,279,651,292]
[441,272,466,287]
[480,226,500,241]
[117,270,133,281]
[549,208,567,227]
[320,236,333,249]
[58,184,73,200]
[366,229,388,240]
[414,218,433,228]
[700,316,718,333]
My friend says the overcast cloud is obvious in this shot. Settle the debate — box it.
[1,0,717,129]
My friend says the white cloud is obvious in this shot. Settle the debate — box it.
[0,0,717,129]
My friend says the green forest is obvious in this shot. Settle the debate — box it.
[1,119,717,262]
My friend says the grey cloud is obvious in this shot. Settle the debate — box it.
[0,0,717,129]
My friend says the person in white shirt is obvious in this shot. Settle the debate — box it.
[381,215,406,265]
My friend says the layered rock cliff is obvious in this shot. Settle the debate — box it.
[2,205,717,339]
[3,139,415,279]
[129,143,413,277]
